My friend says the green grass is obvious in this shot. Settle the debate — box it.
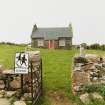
[0,44,25,69]
[0,44,105,105]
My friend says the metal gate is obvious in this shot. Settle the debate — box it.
[0,52,43,105]
[22,58,43,105]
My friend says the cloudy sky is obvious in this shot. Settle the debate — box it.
[0,0,105,44]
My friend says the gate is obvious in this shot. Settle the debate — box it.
[22,57,43,105]
[0,52,43,105]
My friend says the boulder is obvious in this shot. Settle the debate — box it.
[0,98,11,105]
[73,86,81,92]
[85,54,99,62]
[10,79,21,89]
[27,51,41,62]
[6,91,16,98]
[0,80,5,89]
[23,93,32,100]
[92,92,103,100]
[72,71,89,85]
[80,93,90,104]
[3,70,15,74]
[13,101,26,105]
[0,90,6,98]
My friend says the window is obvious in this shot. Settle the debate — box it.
[59,39,65,46]
[38,39,44,47]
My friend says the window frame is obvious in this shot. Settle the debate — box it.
[59,39,65,47]
[37,39,44,47]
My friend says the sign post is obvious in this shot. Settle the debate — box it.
[15,52,29,74]
[15,52,29,94]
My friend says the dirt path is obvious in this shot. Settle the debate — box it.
[47,90,75,105]
[0,98,10,105]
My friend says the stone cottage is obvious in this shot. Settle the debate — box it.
[31,24,73,49]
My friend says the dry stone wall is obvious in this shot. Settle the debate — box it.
[72,54,105,94]
[0,51,42,104]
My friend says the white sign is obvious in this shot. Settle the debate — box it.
[15,52,29,74]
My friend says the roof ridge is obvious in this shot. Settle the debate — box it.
[38,27,68,29]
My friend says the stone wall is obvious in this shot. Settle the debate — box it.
[72,54,105,94]
[0,51,42,104]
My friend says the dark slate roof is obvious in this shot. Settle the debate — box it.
[31,27,73,40]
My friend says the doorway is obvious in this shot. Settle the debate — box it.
[48,40,55,49]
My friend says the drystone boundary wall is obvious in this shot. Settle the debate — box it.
[72,54,105,95]
[0,51,41,104]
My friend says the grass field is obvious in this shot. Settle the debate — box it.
[0,44,105,105]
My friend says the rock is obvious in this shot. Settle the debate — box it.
[73,86,81,92]
[85,54,98,58]
[80,93,90,104]
[0,90,6,98]
[13,101,26,105]
[3,70,15,74]
[95,64,102,70]
[85,54,98,61]
[27,51,41,62]
[72,71,89,84]
[92,92,103,100]
[10,79,21,89]
[102,63,105,68]
[0,80,5,89]
[23,93,32,100]
[101,80,105,84]
[93,77,98,80]
[6,91,16,98]
[0,98,11,105]
[83,63,95,71]
[74,67,82,71]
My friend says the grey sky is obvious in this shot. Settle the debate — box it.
[0,0,105,44]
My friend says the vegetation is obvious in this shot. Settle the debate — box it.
[83,84,105,98]
[85,43,105,51]
[1,44,105,105]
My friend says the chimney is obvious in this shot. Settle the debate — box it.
[69,23,73,37]
[32,24,37,33]
[69,23,72,29]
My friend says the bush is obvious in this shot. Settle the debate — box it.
[90,43,100,50]
[100,45,105,51]
[74,57,88,64]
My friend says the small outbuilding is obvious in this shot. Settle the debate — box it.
[31,24,73,49]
